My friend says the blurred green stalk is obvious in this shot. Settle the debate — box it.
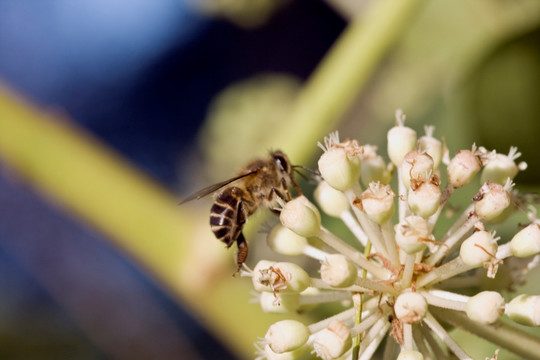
[282,0,425,163]
[0,0,425,358]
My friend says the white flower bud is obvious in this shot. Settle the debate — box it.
[395,216,430,254]
[320,254,358,288]
[473,182,511,221]
[397,350,424,360]
[481,147,526,185]
[407,177,441,219]
[506,294,540,327]
[360,153,390,186]
[394,291,428,324]
[466,291,505,324]
[263,344,307,360]
[419,126,442,169]
[260,292,300,313]
[358,182,395,224]
[280,196,321,238]
[318,148,360,191]
[314,181,350,218]
[510,223,540,258]
[447,149,482,188]
[460,230,498,267]
[313,320,351,360]
[253,261,310,293]
[265,320,310,353]
[387,124,417,167]
[268,224,308,256]
[401,150,434,188]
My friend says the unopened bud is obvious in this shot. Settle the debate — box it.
[268,224,308,256]
[262,344,307,360]
[481,147,526,185]
[387,121,417,167]
[407,177,442,219]
[394,291,428,324]
[419,126,442,169]
[510,223,540,258]
[401,150,434,188]
[474,182,511,221]
[358,182,395,224]
[280,196,321,238]
[506,294,540,327]
[395,216,431,254]
[360,151,391,186]
[447,149,482,188]
[460,230,498,267]
[466,291,505,324]
[313,320,351,360]
[397,350,424,360]
[314,181,350,218]
[320,254,358,288]
[318,148,360,191]
[265,320,310,353]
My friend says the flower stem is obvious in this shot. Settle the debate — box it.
[307,307,356,333]
[351,293,362,360]
[303,244,331,261]
[359,319,391,360]
[351,311,386,337]
[397,166,410,223]
[299,290,354,305]
[430,307,540,360]
[401,253,416,289]
[426,209,477,266]
[421,290,468,311]
[317,227,391,280]
[416,257,474,288]
[341,210,369,247]
[423,311,472,359]
[381,221,400,267]
[403,323,414,351]
[347,185,389,257]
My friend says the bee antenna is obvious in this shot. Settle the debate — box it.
[292,165,322,183]
[292,164,320,177]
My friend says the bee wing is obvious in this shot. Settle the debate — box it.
[179,170,258,204]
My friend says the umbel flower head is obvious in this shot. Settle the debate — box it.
[245,110,540,360]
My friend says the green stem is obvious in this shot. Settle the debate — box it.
[280,0,426,163]
[352,241,373,360]
[431,307,540,360]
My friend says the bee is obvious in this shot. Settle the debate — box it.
[181,151,302,274]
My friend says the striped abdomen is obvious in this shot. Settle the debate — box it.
[209,187,247,248]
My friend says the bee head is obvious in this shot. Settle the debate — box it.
[271,150,292,175]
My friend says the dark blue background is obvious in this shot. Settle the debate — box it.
[0,1,345,358]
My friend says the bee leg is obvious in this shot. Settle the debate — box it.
[234,232,248,276]
[291,177,303,196]
[280,176,298,199]
[270,187,290,202]
[268,187,289,216]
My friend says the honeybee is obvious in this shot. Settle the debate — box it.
[181,151,301,274]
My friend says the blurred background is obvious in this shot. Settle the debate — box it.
[0,0,539,359]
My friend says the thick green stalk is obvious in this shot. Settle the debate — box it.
[281,0,426,163]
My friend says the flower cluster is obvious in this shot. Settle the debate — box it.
[245,110,540,360]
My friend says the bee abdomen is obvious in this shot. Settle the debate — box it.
[210,187,246,247]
